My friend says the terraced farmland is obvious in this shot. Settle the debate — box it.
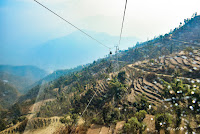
[121,48,200,108]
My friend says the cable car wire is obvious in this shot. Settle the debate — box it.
[33,0,111,49]
[119,0,128,46]
[116,0,128,71]
[70,87,99,134]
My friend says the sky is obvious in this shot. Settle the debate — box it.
[0,0,200,71]
[1,0,200,47]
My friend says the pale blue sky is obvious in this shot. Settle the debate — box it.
[1,0,200,48]
[0,0,200,72]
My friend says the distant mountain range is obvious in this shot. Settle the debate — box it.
[0,65,47,93]
[0,30,140,71]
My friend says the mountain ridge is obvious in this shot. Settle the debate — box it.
[0,31,140,71]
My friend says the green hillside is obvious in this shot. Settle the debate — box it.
[1,15,200,134]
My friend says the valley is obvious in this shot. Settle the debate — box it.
[0,15,200,134]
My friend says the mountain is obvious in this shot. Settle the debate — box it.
[0,31,140,71]
[1,15,200,134]
[29,31,140,71]
[26,65,85,91]
[0,65,47,93]
[0,80,19,110]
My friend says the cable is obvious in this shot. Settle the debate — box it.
[33,0,111,49]
[81,90,97,117]
[119,0,128,46]
[116,0,128,72]
[70,89,98,134]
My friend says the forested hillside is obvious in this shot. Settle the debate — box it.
[0,15,200,134]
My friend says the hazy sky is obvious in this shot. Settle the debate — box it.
[0,0,200,47]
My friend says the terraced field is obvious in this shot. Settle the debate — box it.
[131,49,200,78]
[81,49,200,110]
[122,49,200,107]
[0,117,62,134]
[3,49,200,134]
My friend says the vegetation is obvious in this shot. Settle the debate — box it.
[1,14,200,133]
[0,80,19,109]
[0,119,6,131]
[135,110,147,122]
[123,117,146,134]
[155,113,172,133]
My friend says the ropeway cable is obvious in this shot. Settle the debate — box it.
[33,0,111,49]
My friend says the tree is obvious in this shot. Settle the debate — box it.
[60,113,79,134]
[108,79,127,103]
[123,117,146,134]
[10,103,21,117]
[118,71,126,84]
[0,119,6,131]
[135,110,147,122]
[155,113,172,133]
[102,103,113,123]
[113,108,121,120]
[135,95,149,111]
[184,47,193,53]
[146,73,156,83]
